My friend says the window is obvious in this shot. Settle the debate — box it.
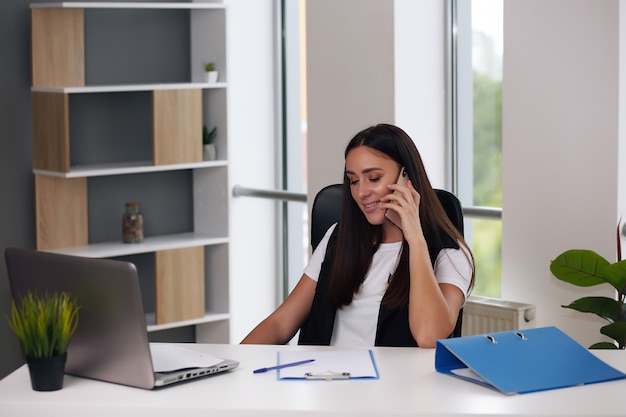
[452,0,503,297]
[282,0,308,296]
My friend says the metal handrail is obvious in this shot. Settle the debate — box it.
[463,206,502,220]
[232,185,502,220]
[232,184,307,203]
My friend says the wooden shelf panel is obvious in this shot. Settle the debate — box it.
[31,2,226,10]
[43,233,228,258]
[34,160,227,178]
[153,89,203,165]
[32,82,227,94]
[31,8,84,87]
[35,175,88,250]
[32,92,70,172]
[155,246,205,324]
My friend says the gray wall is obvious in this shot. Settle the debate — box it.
[0,0,36,378]
[0,0,200,378]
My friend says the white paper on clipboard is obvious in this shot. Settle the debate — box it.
[277,349,379,380]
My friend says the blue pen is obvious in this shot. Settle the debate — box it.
[253,359,315,374]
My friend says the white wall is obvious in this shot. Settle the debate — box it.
[227,0,279,342]
[306,0,395,201]
[306,0,448,196]
[502,0,622,347]
[394,0,447,188]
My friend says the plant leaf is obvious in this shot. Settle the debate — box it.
[603,260,626,292]
[600,322,626,348]
[7,291,79,358]
[561,296,620,321]
[589,342,619,349]
[550,250,610,287]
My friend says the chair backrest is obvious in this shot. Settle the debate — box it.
[310,184,344,251]
[309,184,465,337]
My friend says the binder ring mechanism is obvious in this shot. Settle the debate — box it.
[484,331,528,344]
[305,371,351,381]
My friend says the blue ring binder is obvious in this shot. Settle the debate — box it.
[435,326,626,395]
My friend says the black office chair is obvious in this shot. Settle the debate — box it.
[309,184,465,337]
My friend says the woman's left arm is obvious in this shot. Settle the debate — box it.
[386,180,466,347]
[406,239,465,348]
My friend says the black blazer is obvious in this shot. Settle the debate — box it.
[298,226,458,347]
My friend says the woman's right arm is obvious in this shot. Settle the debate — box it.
[240,274,317,345]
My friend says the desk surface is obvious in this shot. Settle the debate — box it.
[1,343,625,417]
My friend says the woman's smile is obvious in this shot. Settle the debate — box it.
[361,199,381,213]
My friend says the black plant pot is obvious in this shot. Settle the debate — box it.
[26,353,67,391]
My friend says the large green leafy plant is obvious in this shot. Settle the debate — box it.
[7,291,80,358]
[550,224,626,349]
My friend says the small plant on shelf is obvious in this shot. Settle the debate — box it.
[202,126,218,161]
[203,62,219,83]
[203,126,217,145]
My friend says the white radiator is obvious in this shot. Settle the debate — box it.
[462,295,536,336]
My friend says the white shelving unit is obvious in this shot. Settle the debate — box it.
[44,233,229,258]
[34,160,228,178]
[30,2,225,9]
[31,82,227,94]
[30,1,230,342]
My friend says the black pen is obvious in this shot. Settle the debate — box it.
[253,359,315,374]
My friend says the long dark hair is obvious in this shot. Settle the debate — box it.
[327,124,475,309]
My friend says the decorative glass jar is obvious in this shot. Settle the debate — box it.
[122,202,143,243]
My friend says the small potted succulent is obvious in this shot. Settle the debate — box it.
[203,125,217,161]
[204,62,218,83]
[7,291,80,391]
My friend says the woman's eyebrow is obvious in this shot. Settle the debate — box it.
[345,167,384,176]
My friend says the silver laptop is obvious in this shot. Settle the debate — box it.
[5,247,239,389]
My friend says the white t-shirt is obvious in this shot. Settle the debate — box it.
[303,223,472,347]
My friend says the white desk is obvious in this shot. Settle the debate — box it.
[0,343,625,417]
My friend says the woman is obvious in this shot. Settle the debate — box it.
[241,123,474,348]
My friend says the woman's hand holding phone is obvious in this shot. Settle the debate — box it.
[385,167,408,230]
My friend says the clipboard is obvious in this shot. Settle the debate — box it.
[435,326,626,395]
[277,350,379,380]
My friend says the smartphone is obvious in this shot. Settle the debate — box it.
[384,167,408,230]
